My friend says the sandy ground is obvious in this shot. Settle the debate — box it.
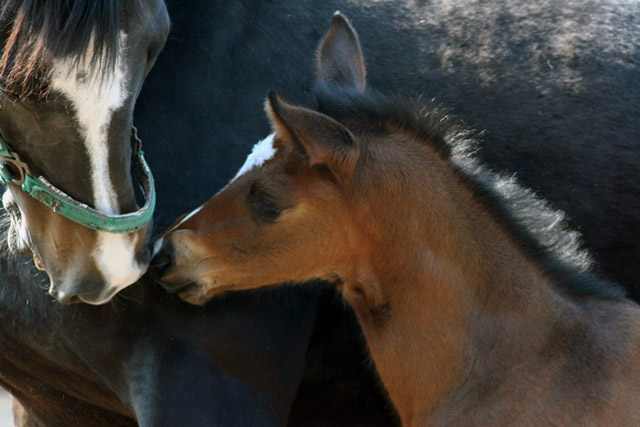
[0,391,13,427]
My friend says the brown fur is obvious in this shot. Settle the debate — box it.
[159,13,640,426]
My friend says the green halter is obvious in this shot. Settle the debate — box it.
[0,127,156,234]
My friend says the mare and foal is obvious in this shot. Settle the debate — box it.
[157,14,640,425]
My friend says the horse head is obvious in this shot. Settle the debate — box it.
[153,13,375,305]
[0,0,169,304]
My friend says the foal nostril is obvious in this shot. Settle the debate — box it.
[151,244,174,278]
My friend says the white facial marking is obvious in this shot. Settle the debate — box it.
[152,236,164,258]
[49,33,145,294]
[176,205,203,228]
[151,134,277,263]
[231,133,276,182]
[159,204,204,244]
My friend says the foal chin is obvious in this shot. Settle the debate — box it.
[155,227,331,306]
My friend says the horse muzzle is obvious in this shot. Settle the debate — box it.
[49,274,137,305]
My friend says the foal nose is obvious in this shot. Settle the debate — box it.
[151,243,175,279]
[151,243,192,293]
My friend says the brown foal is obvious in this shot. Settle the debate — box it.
[157,13,640,426]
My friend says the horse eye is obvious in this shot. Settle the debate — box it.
[249,183,282,222]
[254,196,281,222]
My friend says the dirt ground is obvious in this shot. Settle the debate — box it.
[0,391,12,427]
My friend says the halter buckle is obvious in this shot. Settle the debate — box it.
[0,149,30,185]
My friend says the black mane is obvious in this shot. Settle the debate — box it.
[0,0,140,93]
[313,83,626,300]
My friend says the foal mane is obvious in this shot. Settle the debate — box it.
[313,83,625,300]
[0,0,142,95]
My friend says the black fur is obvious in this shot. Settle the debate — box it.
[0,0,141,92]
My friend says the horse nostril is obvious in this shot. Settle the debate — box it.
[136,246,151,267]
[53,290,81,305]
[151,244,174,277]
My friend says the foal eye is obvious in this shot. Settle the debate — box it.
[249,183,282,222]
[255,197,281,222]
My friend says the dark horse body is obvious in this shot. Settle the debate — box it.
[1,0,639,425]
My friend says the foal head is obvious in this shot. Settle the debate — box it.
[0,0,169,304]
[156,13,457,308]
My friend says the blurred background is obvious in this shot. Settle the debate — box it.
[0,391,12,426]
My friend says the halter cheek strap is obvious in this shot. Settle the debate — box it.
[0,127,156,234]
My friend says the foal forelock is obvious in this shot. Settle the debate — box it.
[48,32,144,298]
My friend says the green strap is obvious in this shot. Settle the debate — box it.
[0,137,19,184]
[0,163,12,182]
[0,142,11,159]
[1,132,156,234]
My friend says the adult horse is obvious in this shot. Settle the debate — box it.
[1,0,639,425]
[0,0,169,304]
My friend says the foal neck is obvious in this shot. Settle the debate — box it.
[344,140,593,423]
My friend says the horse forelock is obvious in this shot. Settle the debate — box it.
[0,0,142,95]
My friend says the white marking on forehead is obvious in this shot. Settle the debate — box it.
[151,134,276,268]
[231,133,277,182]
[151,133,276,258]
[49,33,145,293]
[49,33,128,216]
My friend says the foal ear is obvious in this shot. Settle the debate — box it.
[316,12,366,91]
[265,91,359,182]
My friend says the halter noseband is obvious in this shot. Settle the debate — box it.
[0,127,156,234]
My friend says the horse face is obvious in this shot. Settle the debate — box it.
[155,93,363,305]
[154,13,368,305]
[0,0,169,304]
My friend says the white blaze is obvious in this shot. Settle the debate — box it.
[231,133,276,182]
[175,205,204,228]
[152,134,277,259]
[49,33,145,296]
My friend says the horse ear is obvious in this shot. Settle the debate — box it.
[265,91,359,182]
[316,12,366,91]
